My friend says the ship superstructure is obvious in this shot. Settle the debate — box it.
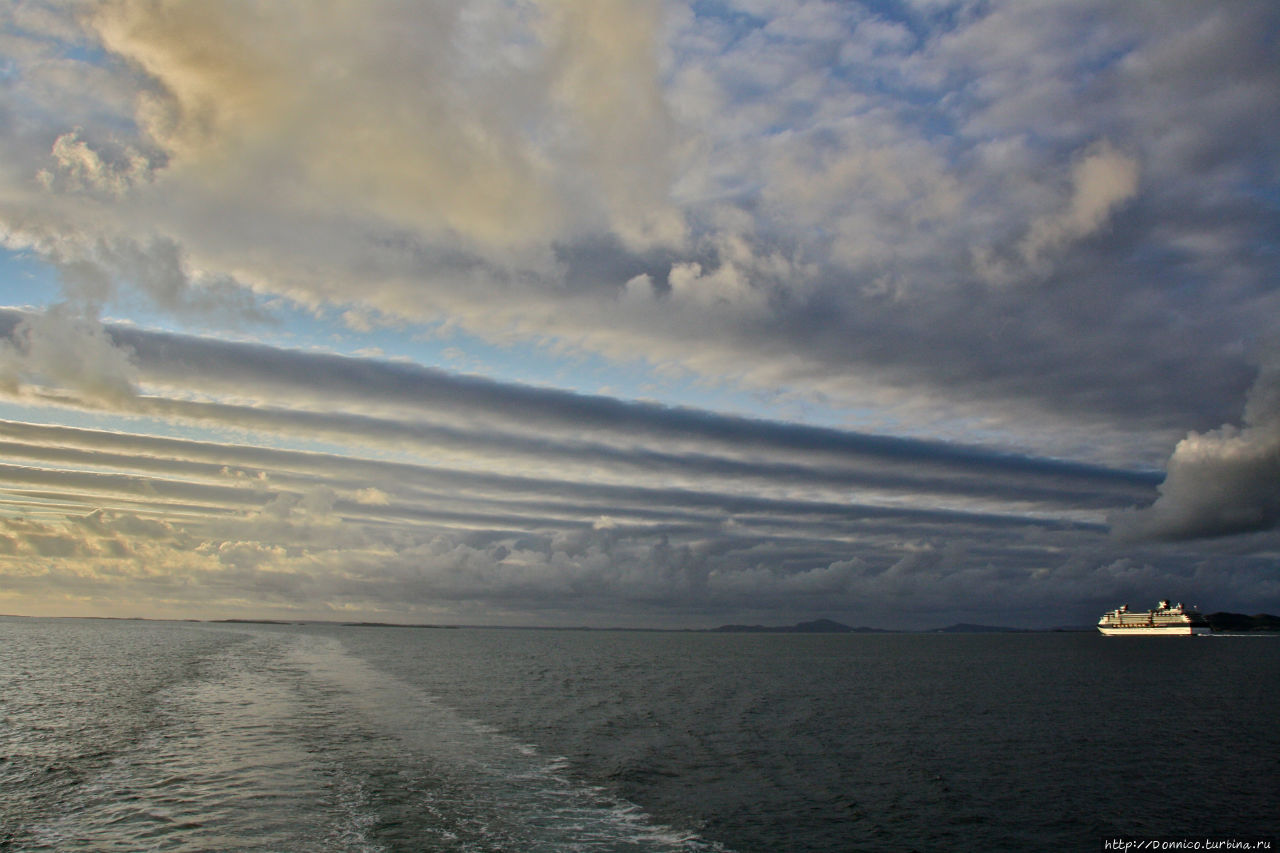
[1097,600,1211,636]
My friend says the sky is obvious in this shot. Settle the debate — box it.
[0,0,1277,629]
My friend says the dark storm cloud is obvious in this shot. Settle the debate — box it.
[97,320,1163,485]
[0,313,1164,520]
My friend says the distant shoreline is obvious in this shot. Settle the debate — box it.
[711,613,1280,633]
[6,612,1279,633]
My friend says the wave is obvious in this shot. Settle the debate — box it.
[13,623,720,851]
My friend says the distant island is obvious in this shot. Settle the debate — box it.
[711,619,1028,634]
[711,618,1043,633]
[1205,612,1280,632]
[711,618,891,633]
[210,618,296,625]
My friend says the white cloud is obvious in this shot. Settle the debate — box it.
[356,487,391,506]
[1020,140,1139,269]
[9,305,138,404]
[39,129,153,196]
[621,273,656,303]
[1112,359,1280,542]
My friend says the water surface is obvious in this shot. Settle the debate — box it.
[2,617,1276,851]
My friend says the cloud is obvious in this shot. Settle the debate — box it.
[39,128,153,196]
[355,487,391,506]
[0,313,1180,624]
[1112,359,1280,541]
[1019,140,1139,270]
[0,0,1273,449]
[82,0,682,250]
[3,305,138,404]
[0,310,1161,503]
[1,2,1279,624]
[537,0,686,248]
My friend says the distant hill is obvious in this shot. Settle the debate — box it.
[712,619,1028,633]
[1205,612,1280,632]
[211,618,295,625]
[711,618,890,633]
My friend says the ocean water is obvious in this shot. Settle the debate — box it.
[1,617,1277,852]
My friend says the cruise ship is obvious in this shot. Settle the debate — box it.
[1097,600,1211,635]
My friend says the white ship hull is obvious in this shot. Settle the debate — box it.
[1097,624,1211,636]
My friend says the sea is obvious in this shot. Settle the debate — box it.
[1,616,1277,852]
